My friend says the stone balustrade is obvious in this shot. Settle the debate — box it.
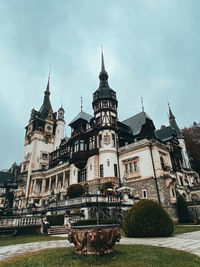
[0,216,42,228]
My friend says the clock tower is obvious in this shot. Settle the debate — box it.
[22,77,57,202]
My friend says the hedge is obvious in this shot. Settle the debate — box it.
[46,214,64,226]
[74,219,118,226]
[67,184,85,198]
[123,199,174,237]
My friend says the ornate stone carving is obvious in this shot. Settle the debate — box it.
[68,226,121,255]
[103,134,111,145]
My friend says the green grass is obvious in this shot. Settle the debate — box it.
[0,234,66,247]
[1,245,200,267]
[173,225,200,235]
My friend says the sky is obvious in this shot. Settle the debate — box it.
[0,0,200,169]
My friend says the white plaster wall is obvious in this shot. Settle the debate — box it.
[54,120,65,150]
[99,151,118,177]
[87,156,96,181]
[71,164,78,184]
[98,130,118,178]
[119,147,154,179]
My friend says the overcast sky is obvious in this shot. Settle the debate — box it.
[0,0,199,169]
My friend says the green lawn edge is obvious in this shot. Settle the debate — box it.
[1,245,200,267]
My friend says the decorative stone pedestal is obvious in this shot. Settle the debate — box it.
[68,225,121,255]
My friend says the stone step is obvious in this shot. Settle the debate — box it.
[49,226,69,235]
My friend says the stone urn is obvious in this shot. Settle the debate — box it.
[68,224,121,255]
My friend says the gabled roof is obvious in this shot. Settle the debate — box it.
[69,111,93,126]
[122,111,152,136]
[155,125,176,142]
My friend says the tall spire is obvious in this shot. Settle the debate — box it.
[39,67,52,119]
[168,102,175,120]
[99,47,108,82]
[45,64,51,95]
[168,102,182,137]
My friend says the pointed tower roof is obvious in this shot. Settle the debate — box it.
[168,103,183,138]
[94,49,116,100]
[39,77,52,119]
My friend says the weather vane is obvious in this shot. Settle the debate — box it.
[80,96,83,112]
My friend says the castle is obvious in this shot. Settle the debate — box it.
[14,52,200,219]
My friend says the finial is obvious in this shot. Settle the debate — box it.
[141,97,144,112]
[48,64,51,81]
[80,96,83,112]
[101,46,106,72]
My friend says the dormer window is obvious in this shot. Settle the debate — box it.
[102,101,108,108]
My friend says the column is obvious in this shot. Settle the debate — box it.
[33,179,37,194]
[55,174,58,190]
[63,172,65,188]
[49,177,52,191]
[41,179,46,194]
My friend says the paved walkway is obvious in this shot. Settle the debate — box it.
[1,231,200,262]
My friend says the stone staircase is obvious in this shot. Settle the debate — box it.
[49,226,69,235]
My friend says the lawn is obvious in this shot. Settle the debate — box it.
[1,245,200,267]
[0,234,66,247]
[173,224,200,235]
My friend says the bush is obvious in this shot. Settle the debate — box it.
[67,184,85,198]
[74,219,118,226]
[176,192,191,223]
[123,199,174,237]
[46,214,64,226]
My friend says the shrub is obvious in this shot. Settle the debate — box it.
[46,214,64,226]
[176,192,191,223]
[67,184,85,198]
[74,219,118,226]
[123,199,174,237]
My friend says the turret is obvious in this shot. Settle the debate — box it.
[168,103,190,169]
[54,106,66,149]
[92,50,118,129]
[92,51,119,182]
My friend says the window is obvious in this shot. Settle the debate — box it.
[102,101,108,108]
[112,134,115,147]
[74,140,79,153]
[78,169,86,183]
[111,116,116,125]
[42,153,48,159]
[129,162,133,172]
[172,188,175,197]
[80,140,84,151]
[179,176,184,186]
[99,135,102,147]
[45,137,49,144]
[41,165,46,170]
[100,164,104,178]
[142,190,147,198]
[134,161,138,172]
[114,164,118,177]
[89,136,96,150]
[125,164,129,173]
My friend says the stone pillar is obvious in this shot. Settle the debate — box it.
[55,174,58,189]
[49,177,52,191]
[30,180,33,194]
[63,172,65,188]
[41,179,46,194]
[33,179,37,194]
